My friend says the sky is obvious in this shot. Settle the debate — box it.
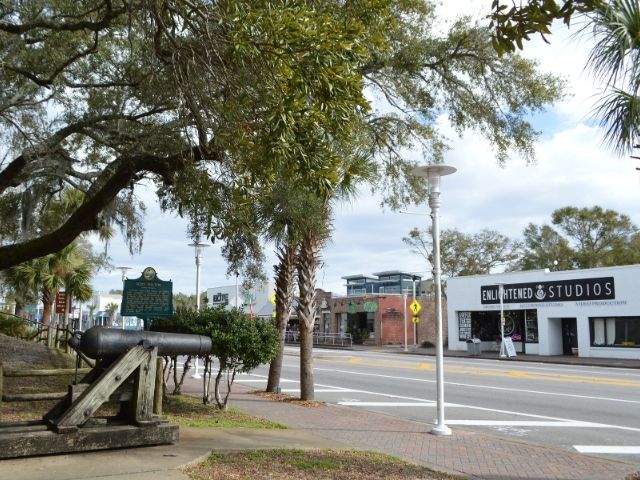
[90,2,640,298]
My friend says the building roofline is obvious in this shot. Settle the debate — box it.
[372,270,422,278]
[341,274,377,280]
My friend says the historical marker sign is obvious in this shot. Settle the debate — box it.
[121,267,173,318]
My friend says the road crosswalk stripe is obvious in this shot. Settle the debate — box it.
[574,446,640,454]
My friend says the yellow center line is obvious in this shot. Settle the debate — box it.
[319,356,640,388]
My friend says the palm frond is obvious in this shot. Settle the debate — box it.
[592,87,640,155]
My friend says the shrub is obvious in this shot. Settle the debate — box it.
[199,307,279,410]
[0,313,28,338]
[421,340,435,348]
[350,327,370,345]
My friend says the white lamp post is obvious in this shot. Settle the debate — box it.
[412,277,418,347]
[403,290,408,352]
[116,266,132,330]
[189,242,210,379]
[498,283,506,358]
[412,163,456,437]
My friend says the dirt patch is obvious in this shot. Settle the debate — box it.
[0,333,75,369]
[185,449,466,480]
[0,334,78,421]
[252,390,325,408]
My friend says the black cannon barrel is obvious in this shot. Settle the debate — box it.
[74,327,212,359]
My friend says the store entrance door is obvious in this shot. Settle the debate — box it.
[561,318,578,355]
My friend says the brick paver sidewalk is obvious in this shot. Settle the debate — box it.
[231,386,639,480]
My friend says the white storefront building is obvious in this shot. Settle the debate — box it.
[447,264,640,359]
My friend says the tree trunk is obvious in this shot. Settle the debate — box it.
[266,241,297,392]
[63,293,71,329]
[41,289,53,327]
[299,325,315,400]
[296,232,321,401]
[14,302,24,318]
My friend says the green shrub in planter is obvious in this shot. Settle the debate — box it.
[350,328,370,345]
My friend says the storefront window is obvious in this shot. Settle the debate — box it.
[590,316,640,347]
[525,310,539,343]
[462,310,527,342]
[367,312,375,338]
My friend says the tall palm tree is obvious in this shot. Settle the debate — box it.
[294,158,370,401]
[585,0,640,154]
[63,263,94,329]
[8,243,90,328]
[105,302,119,327]
[1,267,37,317]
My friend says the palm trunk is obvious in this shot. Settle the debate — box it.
[296,231,322,401]
[14,302,24,318]
[63,293,71,329]
[41,289,53,327]
[266,240,297,392]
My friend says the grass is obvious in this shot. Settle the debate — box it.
[163,394,286,429]
[1,391,286,429]
[185,449,466,480]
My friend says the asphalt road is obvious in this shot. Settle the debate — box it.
[238,348,640,464]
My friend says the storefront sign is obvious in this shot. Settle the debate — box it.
[363,301,378,313]
[481,277,615,305]
[504,337,517,357]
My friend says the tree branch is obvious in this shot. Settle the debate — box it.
[0,146,210,269]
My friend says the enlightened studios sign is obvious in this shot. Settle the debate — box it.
[481,277,615,304]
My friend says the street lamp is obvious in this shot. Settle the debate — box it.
[411,163,456,437]
[497,282,506,358]
[403,289,408,352]
[188,242,210,379]
[116,266,132,330]
[412,277,418,347]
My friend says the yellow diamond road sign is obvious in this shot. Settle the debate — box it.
[270,295,276,305]
[409,299,421,315]
[412,316,420,324]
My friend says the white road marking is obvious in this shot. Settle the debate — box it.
[282,389,357,393]
[269,376,640,434]
[339,402,435,407]
[447,420,598,427]
[574,446,640,454]
[314,367,640,405]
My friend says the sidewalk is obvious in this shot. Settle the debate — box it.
[0,421,345,480]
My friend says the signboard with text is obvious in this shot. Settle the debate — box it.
[504,337,517,357]
[121,267,173,318]
[481,277,615,305]
[55,292,66,314]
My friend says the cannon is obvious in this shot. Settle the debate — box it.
[70,326,212,359]
[0,327,212,459]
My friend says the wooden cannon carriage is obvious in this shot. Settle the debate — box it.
[0,327,211,459]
